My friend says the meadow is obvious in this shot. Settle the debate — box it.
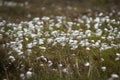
[0,0,120,80]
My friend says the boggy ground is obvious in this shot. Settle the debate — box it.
[0,0,120,80]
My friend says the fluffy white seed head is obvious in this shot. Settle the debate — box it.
[26,71,33,79]
[101,66,106,71]
[84,62,90,67]
[111,74,119,78]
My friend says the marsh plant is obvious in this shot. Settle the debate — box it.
[0,11,120,80]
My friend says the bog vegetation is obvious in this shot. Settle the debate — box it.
[0,0,120,80]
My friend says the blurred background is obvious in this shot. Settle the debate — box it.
[0,0,120,22]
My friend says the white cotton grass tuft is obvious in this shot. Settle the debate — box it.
[101,66,106,71]
[85,30,92,37]
[84,62,90,67]
[27,43,33,49]
[62,68,68,74]
[101,58,104,62]
[58,63,63,68]
[40,63,44,67]
[116,53,120,57]
[9,56,16,62]
[0,34,3,40]
[48,60,53,67]
[115,53,120,61]
[116,32,120,38]
[40,55,47,62]
[115,57,120,61]
[86,47,90,50]
[96,29,102,36]
[111,74,119,78]
[20,73,25,80]
[26,71,33,79]
[108,74,119,80]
